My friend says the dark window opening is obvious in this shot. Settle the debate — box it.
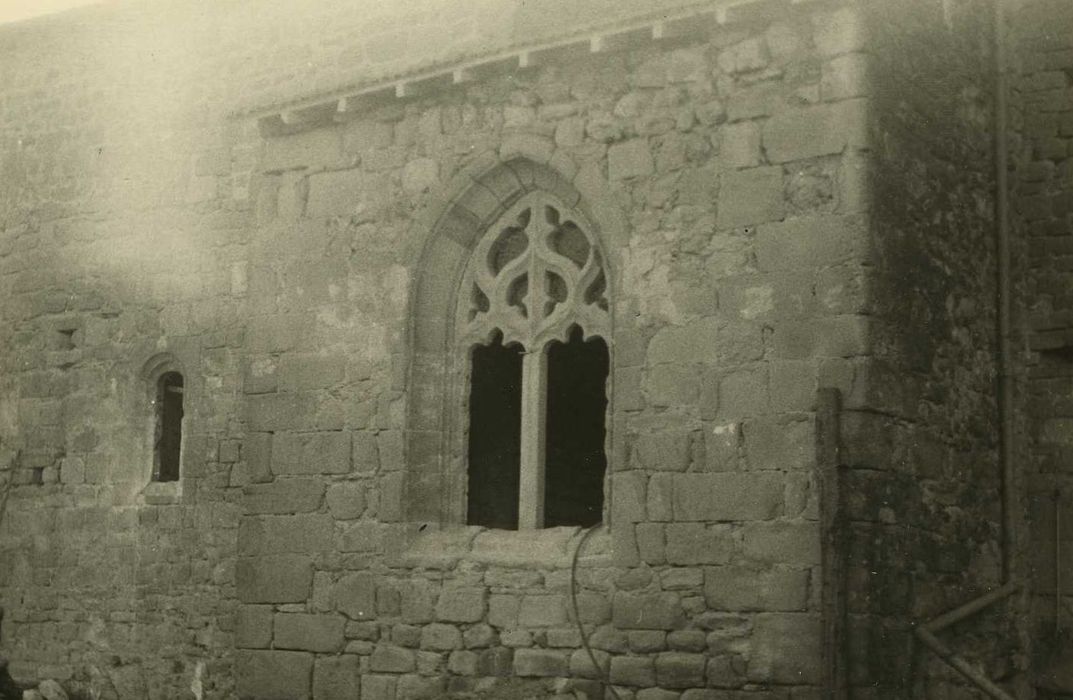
[30,467,44,486]
[155,372,184,482]
[545,326,609,528]
[467,333,523,530]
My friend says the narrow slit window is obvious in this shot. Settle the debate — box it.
[155,371,184,482]
[467,334,523,530]
[545,327,609,528]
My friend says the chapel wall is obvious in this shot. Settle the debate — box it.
[234,4,872,698]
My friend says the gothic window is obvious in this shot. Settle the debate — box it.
[154,371,184,482]
[458,191,610,529]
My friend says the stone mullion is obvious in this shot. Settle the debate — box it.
[517,346,548,530]
[518,214,550,530]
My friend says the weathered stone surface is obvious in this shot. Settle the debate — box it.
[704,565,809,611]
[717,167,784,228]
[664,523,735,565]
[672,472,784,521]
[243,479,324,514]
[237,555,313,603]
[312,655,360,700]
[235,650,313,700]
[238,513,334,554]
[436,588,486,622]
[273,613,345,652]
[569,648,611,679]
[335,571,377,620]
[609,655,656,686]
[741,522,821,566]
[236,605,273,648]
[370,644,417,673]
[420,623,462,650]
[612,592,684,630]
[325,481,366,520]
[513,648,568,677]
[264,129,341,172]
[755,215,868,272]
[655,652,707,689]
[748,613,822,684]
[608,139,655,180]
[272,432,351,475]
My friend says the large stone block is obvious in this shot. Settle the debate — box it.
[274,613,345,652]
[822,53,870,101]
[278,354,346,391]
[608,139,655,180]
[720,121,762,168]
[246,392,320,431]
[744,417,814,471]
[664,523,735,565]
[704,565,809,611]
[741,522,821,566]
[263,129,342,173]
[235,650,312,700]
[717,167,784,228]
[326,481,366,520]
[238,513,334,554]
[313,655,360,700]
[632,432,692,472]
[361,674,397,700]
[612,592,684,630]
[370,644,417,673]
[762,103,858,164]
[306,168,369,218]
[518,595,567,627]
[237,555,313,603]
[655,652,706,689]
[436,588,487,623]
[609,655,656,686]
[755,215,868,272]
[273,431,351,475]
[236,605,273,648]
[647,318,720,365]
[747,613,822,684]
[336,571,377,620]
[420,623,462,651]
[671,473,783,521]
[513,648,568,677]
[611,471,647,523]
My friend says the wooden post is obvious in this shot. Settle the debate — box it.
[817,387,847,700]
[518,349,548,529]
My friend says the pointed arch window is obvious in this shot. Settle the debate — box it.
[458,191,610,529]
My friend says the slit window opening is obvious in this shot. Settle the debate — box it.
[467,333,524,530]
[545,327,608,528]
[155,371,184,482]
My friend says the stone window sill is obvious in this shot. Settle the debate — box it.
[397,524,611,570]
[141,480,182,505]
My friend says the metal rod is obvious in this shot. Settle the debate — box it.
[817,388,848,699]
[922,581,1021,634]
[1057,489,1062,630]
[915,628,1016,700]
[994,0,1016,588]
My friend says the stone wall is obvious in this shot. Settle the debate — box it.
[233,3,873,697]
[0,0,1043,697]
[1011,0,1073,694]
[858,0,1022,696]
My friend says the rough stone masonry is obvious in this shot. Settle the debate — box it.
[0,0,1069,698]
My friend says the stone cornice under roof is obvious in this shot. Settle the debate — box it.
[239,0,835,134]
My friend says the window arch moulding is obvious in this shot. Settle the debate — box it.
[404,155,619,529]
